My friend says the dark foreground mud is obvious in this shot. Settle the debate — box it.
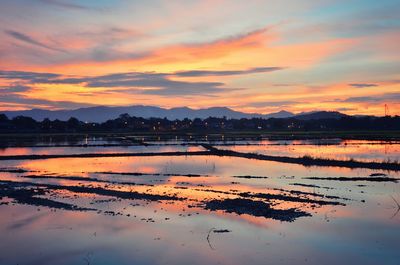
[0,183,94,211]
[0,180,181,202]
[0,168,33,173]
[0,178,318,222]
[239,191,345,206]
[232,175,269,179]
[205,198,311,222]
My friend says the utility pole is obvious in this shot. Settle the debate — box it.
[384,104,389,117]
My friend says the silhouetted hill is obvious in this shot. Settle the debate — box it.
[1,105,295,122]
[294,111,349,120]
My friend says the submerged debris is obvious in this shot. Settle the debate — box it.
[290,183,335,190]
[239,191,346,205]
[213,229,231,233]
[205,198,311,222]
[0,183,94,211]
[0,168,31,173]
[206,228,232,250]
[232,175,269,179]
[369,173,388,177]
[0,180,182,203]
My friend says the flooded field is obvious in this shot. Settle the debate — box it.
[0,135,399,265]
[220,139,400,163]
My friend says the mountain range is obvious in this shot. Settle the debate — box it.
[1,105,350,122]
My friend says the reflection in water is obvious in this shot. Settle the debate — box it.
[221,140,400,163]
[0,139,399,265]
[0,145,204,156]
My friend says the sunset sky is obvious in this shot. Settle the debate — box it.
[0,0,399,115]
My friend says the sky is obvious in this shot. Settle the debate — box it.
[0,0,399,115]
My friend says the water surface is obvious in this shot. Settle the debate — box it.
[0,137,399,265]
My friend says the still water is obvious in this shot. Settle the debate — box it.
[0,136,399,265]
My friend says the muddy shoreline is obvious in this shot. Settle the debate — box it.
[205,198,311,222]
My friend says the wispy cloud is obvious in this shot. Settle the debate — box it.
[349,83,378,88]
[0,68,282,96]
[0,70,238,96]
[5,30,66,53]
[85,72,228,95]
[39,0,93,10]
[0,80,94,110]
[174,67,284,77]
[246,100,300,108]
[0,93,95,109]
[335,107,356,111]
[343,93,400,102]
[0,85,31,94]
[0,70,60,80]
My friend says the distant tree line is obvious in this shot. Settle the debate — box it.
[0,113,399,133]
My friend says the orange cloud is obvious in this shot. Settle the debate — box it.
[9,25,356,77]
